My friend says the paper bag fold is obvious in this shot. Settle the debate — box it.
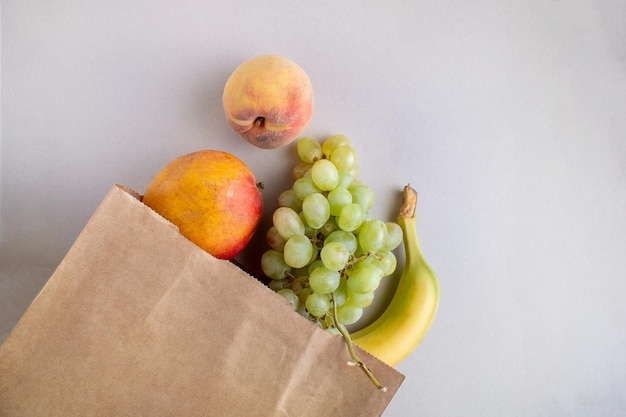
[0,184,404,417]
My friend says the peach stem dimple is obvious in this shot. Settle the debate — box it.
[254,117,265,127]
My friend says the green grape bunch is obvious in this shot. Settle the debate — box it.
[261,135,403,333]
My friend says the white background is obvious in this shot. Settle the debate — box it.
[2,1,626,416]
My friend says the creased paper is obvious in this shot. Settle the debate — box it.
[0,185,404,417]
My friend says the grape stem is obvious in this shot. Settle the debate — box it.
[330,293,387,392]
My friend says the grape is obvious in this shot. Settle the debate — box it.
[346,289,375,308]
[325,230,358,254]
[297,287,311,304]
[336,304,363,325]
[320,241,350,271]
[382,221,403,251]
[337,203,365,232]
[327,187,352,216]
[309,267,340,294]
[309,245,320,266]
[293,176,321,200]
[348,183,374,211]
[307,259,324,275]
[278,189,303,212]
[329,146,357,171]
[325,327,341,335]
[290,265,309,279]
[297,288,311,317]
[266,226,286,251]
[278,288,299,311]
[297,137,323,163]
[273,207,305,240]
[302,192,331,229]
[347,165,360,182]
[347,260,383,293]
[319,218,338,236]
[360,255,385,274]
[337,170,354,189]
[299,211,317,237]
[358,219,387,253]
[293,161,312,179]
[334,276,348,306]
[311,159,339,191]
[268,279,288,292]
[353,245,366,259]
[306,292,331,317]
[322,134,351,156]
[283,234,314,268]
[261,250,291,280]
[377,250,397,276]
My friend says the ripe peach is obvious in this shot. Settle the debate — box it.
[223,55,314,149]
[142,150,263,260]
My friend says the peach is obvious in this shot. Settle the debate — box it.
[223,55,314,149]
[142,150,263,260]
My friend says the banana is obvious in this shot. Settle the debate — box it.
[350,185,440,367]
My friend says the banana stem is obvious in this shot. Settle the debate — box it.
[330,293,387,392]
[399,184,418,219]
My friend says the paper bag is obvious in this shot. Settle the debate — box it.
[0,185,404,416]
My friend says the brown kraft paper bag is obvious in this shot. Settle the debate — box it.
[0,184,404,416]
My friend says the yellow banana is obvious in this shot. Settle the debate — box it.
[350,185,440,367]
